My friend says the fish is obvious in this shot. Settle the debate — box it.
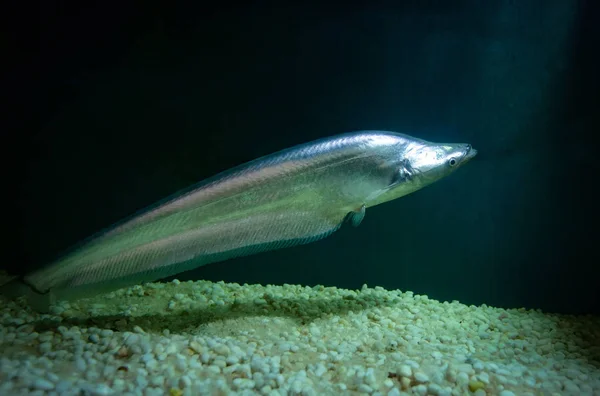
[4,130,477,311]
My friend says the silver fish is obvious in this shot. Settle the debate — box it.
[6,130,476,310]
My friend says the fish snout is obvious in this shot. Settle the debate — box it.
[463,144,477,162]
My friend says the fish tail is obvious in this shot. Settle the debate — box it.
[0,272,54,313]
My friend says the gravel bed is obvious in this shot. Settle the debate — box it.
[1,279,599,395]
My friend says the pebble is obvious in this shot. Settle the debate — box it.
[174,294,185,301]
[397,364,412,377]
[89,384,113,395]
[39,341,52,353]
[387,388,401,396]
[498,391,515,396]
[33,378,54,391]
[414,371,429,383]
[0,279,596,395]
[233,378,256,389]
[75,358,87,372]
[55,380,71,393]
[469,380,485,392]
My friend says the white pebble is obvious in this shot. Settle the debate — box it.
[0,279,597,396]
[39,342,52,353]
[179,375,192,388]
[456,372,469,386]
[397,364,412,377]
[133,325,145,334]
[89,384,113,395]
[136,374,148,388]
[147,359,159,371]
[214,344,230,356]
[55,380,71,393]
[47,372,59,383]
[405,359,420,369]
[233,378,255,389]
[33,378,54,390]
[75,358,86,372]
[564,382,580,393]
[478,372,490,384]
[313,364,327,377]
[100,329,113,337]
[414,371,429,383]
[473,361,484,371]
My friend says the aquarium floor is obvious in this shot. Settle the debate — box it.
[1,279,598,395]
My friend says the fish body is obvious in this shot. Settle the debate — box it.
[9,131,476,310]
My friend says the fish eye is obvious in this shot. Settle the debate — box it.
[448,158,457,167]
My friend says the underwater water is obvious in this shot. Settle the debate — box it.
[5,0,600,395]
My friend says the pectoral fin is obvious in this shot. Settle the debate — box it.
[347,204,366,227]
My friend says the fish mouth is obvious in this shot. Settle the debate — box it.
[462,144,477,163]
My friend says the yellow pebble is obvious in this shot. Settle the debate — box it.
[169,388,183,396]
[468,380,485,392]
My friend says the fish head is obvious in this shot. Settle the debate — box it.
[405,141,477,186]
[365,138,477,207]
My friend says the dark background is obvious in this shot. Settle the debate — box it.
[5,1,599,314]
